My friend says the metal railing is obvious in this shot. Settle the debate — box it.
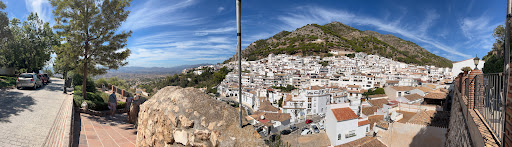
[473,73,505,141]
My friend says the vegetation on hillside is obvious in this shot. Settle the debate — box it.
[226,22,453,68]
[271,85,296,92]
[483,24,512,73]
[138,67,231,95]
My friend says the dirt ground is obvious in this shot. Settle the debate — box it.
[281,130,331,147]
[377,122,447,147]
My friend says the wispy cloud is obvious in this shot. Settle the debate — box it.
[194,27,236,36]
[217,7,225,13]
[418,9,440,35]
[121,0,202,31]
[24,0,52,22]
[459,14,501,51]
[277,6,471,59]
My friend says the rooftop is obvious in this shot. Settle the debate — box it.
[331,107,358,122]
[404,94,423,101]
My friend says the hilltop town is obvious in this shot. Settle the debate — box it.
[187,52,453,146]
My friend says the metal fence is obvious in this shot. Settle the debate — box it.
[473,73,505,142]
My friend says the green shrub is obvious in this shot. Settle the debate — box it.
[117,101,126,109]
[95,78,108,88]
[72,74,96,92]
[73,95,85,107]
[84,100,109,111]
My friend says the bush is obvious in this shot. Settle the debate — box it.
[73,95,85,107]
[95,78,108,88]
[84,100,109,111]
[117,101,126,109]
[72,74,96,92]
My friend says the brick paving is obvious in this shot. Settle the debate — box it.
[0,79,72,147]
[75,113,137,147]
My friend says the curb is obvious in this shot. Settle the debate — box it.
[42,94,74,147]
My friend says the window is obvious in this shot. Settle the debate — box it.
[308,104,311,108]
[338,134,342,140]
[366,127,369,132]
[345,130,356,138]
[398,92,402,97]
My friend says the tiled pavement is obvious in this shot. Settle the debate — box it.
[74,113,137,147]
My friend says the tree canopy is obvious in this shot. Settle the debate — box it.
[0,12,57,73]
[51,0,132,99]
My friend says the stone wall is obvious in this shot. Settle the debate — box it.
[136,86,264,147]
[445,86,471,147]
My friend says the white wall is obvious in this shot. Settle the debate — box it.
[451,58,485,78]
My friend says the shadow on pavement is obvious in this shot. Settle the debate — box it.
[71,108,82,147]
[0,90,35,123]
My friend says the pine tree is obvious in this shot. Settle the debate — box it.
[51,0,132,99]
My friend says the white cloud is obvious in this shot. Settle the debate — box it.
[194,27,236,36]
[459,14,501,51]
[418,9,440,35]
[217,7,225,13]
[277,6,471,59]
[121,0,201,31]
[24,0,52,22]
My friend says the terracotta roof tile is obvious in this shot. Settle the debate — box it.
[391,86,415,91]
[358,120,370,126]
[404,94,423,101]
[362,106,379,116]
[331,107,358,121]
[367,99,389,108]
[263,113,291,122]
[424,92,447,99]
[368,94,387,98]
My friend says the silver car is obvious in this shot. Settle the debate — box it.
[16,73,43,89]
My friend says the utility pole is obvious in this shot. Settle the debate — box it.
[503,0,511,145]
[237,0,243,128]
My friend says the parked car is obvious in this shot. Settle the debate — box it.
[38,74,49,84]
[290,125,298,132]
[42,73,50,83]
[16,73,43,89]
[311,125,320,133]
[301,128,311,135]
[280,129,291,135]
[305,119,313,124]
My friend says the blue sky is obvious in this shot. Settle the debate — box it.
[2,0,506,67]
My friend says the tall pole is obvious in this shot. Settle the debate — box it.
[503,0,511,145]
[236,0,243,128]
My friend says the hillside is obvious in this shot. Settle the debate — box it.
[226,21,452,68]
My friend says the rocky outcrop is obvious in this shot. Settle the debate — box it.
[136,86,264,147]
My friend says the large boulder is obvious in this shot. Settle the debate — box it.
[136,86,264,147]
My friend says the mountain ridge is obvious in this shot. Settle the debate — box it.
[225,21,452,68]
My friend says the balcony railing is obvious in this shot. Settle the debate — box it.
[474,73,505,142]
[460,72,504,144]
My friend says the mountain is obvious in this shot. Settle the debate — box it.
[225,21,452,68]
[106,64,212,75]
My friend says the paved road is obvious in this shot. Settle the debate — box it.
[0,78,70,146]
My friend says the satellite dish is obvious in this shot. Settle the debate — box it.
[260,115,265,120]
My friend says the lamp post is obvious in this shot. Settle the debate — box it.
[473,55,480,70]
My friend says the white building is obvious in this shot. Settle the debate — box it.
[451,58,485,79]
[326,103,370,146]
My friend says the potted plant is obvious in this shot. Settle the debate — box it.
[461,66,472,75]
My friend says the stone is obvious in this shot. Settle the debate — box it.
[211,130,220,147]
[173,130,189,146]
[179,115,194,128]
[136,86,264,147]
[174,106,179,113]
[194,130,210,140]
[200,117,207,128]
[208,122,217,130]
[217,121,224,127]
